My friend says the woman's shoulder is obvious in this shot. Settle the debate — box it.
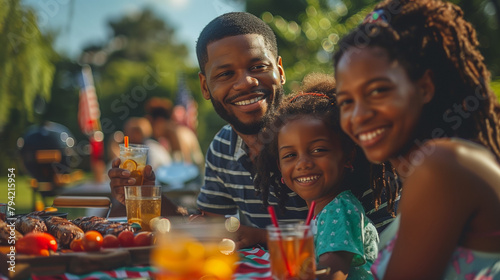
[409,138,500,193]
[422,138,498,171]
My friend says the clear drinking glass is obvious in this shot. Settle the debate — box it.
[124,185,161,231]
[119,144,148,185]
[267,223,316,280]
[151,218,239,280]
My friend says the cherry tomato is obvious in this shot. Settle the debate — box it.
[133,231,152,247]
[82,231,103,252]
[118,230,135,247]
[102,234,120,248]
[15,232,58,256]
[70,238,84,252]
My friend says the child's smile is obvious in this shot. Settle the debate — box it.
[278,116,347,206]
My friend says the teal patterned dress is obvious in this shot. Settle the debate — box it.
[313,190,379,279]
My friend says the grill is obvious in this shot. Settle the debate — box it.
[19,121,83,210]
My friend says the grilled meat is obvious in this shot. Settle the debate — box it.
[72,216,106,232]
[15,214,47,234]
[45,216,84,248]
[0,220,23,245]
[72,216,134,236]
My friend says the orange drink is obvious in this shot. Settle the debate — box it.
[151,218,239,280]
[267,223,316,280]
[119,144,148,185]
[124,185,161,231]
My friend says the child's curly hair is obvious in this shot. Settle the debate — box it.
[254,73,372,213]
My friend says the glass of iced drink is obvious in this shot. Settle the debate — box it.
[124,185,161,231]
[267,223,316,280]
[119,144,148,185]
[151,218,239,280]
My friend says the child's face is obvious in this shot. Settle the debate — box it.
[278,117,347,204]
[335,46,433,163]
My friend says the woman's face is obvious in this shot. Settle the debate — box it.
[335,47,433,164]
[278,117,347,205]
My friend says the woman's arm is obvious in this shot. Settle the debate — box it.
[384,145,477,279]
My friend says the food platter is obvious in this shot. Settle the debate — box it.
[0,245,153,279]
[0,209,153,280]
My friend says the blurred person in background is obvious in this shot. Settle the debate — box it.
[107,117,172,171]
[145,97,204,172]
[124,117,172,171]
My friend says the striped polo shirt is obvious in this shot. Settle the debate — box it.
[359,188,401,233]
[197,125,309,228]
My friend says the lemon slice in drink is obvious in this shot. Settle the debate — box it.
[122,159,138,172]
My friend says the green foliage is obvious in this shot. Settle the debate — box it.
[248,0,500,89]
[448,0,500,77]
[0,0,56,171]
[0,0,55,130]
[491,78,500,100]
[249,0,374,92]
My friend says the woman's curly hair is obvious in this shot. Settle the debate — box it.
[333,0,500,213]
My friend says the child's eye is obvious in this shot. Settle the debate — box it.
[312,148,328,154]
[337,98,352,107]
[369,86,391,96]
[281,153,295,160]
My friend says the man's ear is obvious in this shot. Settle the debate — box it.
[418,69,435,104]
[277,56,286,85]
[198,71,211,100]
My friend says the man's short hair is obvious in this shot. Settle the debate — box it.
[196,12,278,74]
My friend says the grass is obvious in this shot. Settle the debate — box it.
[1,175,35,214]
[1,173,93,215]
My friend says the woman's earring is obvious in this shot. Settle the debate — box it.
[344,163,354,172]
[281,177,285,184]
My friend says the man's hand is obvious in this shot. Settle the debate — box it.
[107,158,156,204]
[235,225,267,250]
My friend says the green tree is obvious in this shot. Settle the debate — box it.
[247,0,500,90]
[0,0,56,170]
[247,0,374,92]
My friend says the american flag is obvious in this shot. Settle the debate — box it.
[174,74,198,132]
[77,65,101,135]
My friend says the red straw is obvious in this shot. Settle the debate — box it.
[267,206,294,276]
[305,200,316,227]
[124,136,129,148]
[299,200,316,253]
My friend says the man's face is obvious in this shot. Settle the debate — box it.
[198,34,285,135]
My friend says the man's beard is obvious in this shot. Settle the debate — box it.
[209,87,283,135]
